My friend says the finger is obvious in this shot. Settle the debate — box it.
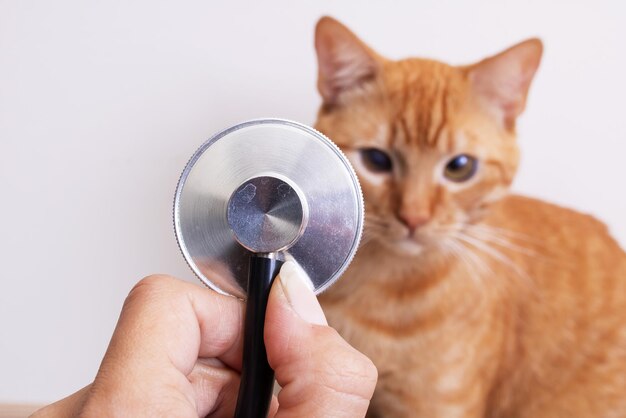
[188,358,239,417]
[82,275,245,416]
[267,396,280,418]
[101,275,245,377]
[265,262,378,418]
[188,358,280,418]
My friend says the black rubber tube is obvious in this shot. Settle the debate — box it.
[234,254,283,418]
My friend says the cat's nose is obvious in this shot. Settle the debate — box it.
[399,212,430,234]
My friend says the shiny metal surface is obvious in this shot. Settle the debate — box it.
[227,175,308,253]
[174,119,364,298]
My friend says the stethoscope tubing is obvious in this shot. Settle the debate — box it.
[234,254,283,418]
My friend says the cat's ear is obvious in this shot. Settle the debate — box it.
[468,38,543,130]
[315,16,382,105]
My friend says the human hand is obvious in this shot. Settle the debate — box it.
[32,262,377,417]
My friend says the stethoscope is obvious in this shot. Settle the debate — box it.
[173,119,364,418]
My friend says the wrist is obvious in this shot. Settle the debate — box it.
[30,384,92,418]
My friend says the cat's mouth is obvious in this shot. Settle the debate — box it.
[364,215,458,256]
[380,227,437,256]
[369,221,457,257]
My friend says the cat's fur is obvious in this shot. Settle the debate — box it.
[314,17,626,418]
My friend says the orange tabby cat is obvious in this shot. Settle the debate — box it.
[314,17,626,418]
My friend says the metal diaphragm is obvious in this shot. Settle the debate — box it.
[173,119,364,298]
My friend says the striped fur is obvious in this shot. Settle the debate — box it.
[315,17,626,418]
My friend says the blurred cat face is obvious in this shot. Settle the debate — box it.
[314,18,541,257]
[317,68,518,256]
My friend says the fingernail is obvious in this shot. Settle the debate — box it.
[278,261,328,326]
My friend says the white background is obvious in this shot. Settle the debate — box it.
[1,0,625,403]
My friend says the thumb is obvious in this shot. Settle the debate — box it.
[264,262,378,418]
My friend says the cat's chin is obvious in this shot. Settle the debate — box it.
[389,238,425,257]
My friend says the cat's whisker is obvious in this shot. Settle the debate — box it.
[433,222,550,262]
[364,225,383,233]
[471,224,546,247]
[361,229,382,244]
[435,234,493,290]
[461,243,496,281]
[436,237,468,267]
[365,217,388,225]
[455,239,498,288]
[466,225,575,271]
[453,231,535,289]
[464,226,544,259]
[365,216,390,230]
[444,238,489,288]
[359,233,373,246]
[364,216,388,226]
[435,222,538,246]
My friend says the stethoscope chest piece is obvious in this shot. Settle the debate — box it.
[173,119,364,418]
[174,119,363,298]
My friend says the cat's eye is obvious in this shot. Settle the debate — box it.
[444,154,478,182]
[360,148,393,173]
